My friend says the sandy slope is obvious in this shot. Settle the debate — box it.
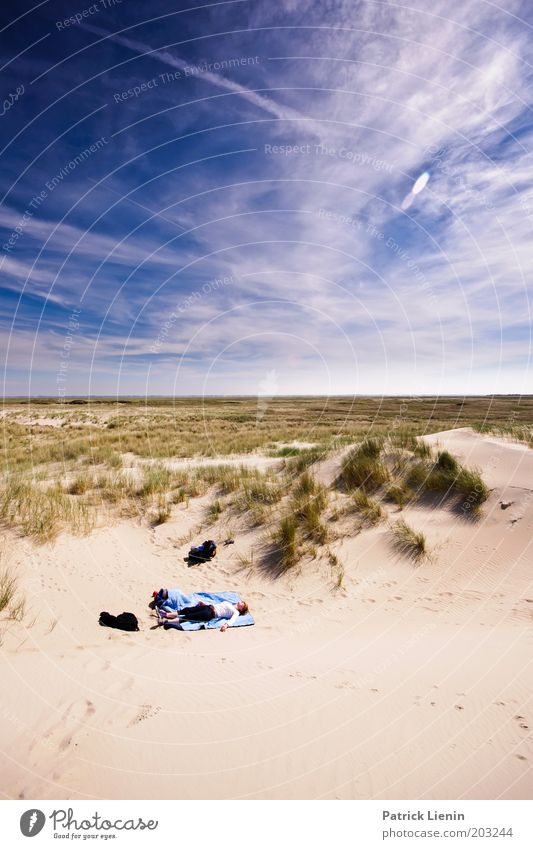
[0,429,532,800]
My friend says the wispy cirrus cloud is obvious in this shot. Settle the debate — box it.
[1,0,532,395]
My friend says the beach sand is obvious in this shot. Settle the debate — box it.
[0,428,532,800]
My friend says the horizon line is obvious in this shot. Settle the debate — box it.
[2,393,531,401]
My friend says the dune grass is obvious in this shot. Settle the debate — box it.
[268,445,302,457]
[208,499,223,520]
[0,397,502,546]
[391,519,427,560]
[152,496,172,525]
[454,466,489,505]
[338,438,389,492]
[138,463,173,497]
[436,450,458,473]
[352,490,384,525]
[296,499,329,544]
[0,566,26,623]
[293,471,317,499]
[0,476,94,542]
[67,473,93,495]
[241,475,283,506]
[270,516,298,571]
[291,473,329,543]
[474,422,533,448]
[0,568,17,614]
[285,445,328,474]
[404,450,489,509]
[384,481,415,509]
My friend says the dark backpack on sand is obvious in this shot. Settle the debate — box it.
[99,611,139,631]
[187,539,217,563]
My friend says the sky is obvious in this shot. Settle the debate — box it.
[0,0,532,397]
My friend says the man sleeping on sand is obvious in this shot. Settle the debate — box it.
[159,600,248,631]
[152,588,251,631]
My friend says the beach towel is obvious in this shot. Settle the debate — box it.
[160,589,254,630]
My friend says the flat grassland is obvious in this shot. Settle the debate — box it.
[3,394,532,465]
[1,395,530,543]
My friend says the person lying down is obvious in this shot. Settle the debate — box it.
[153,588,251,632]
[159,599,248,631]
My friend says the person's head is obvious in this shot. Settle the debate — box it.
[236,601,248,615]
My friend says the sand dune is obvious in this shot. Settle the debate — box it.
[0,429,532,799]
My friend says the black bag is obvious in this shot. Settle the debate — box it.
[188,539,217,562]
[99,611,139,631]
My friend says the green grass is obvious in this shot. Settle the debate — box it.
[209,499,223,520]
[0,569,17,613]
[269,446,302,457]
[474,422,533,448]
[3,395,533,476]
[233,470,283,520]
[358,436,385,458]
[7,595,26,622]
[405,461,431,490]
[285,445,328,474]
[0,397,507,544]
[270,516,298,571]
[0,567,25,622]
[291,473,328,542]
[391,519,427,560]
[413,440,432,459]
[153,496,171,525]
[295,498,329,543]
[390,430,418,451]
[436,450,459,474]
[293,471,317,498]
[94,471,134,504]
[384,481,415,509]
[0,477,94,542]
[242,476,283,506]
[138,464,172,497]
[338,441,389,492]
[404,451,489,510]
[454,466,490,510]
[352,490,384,525]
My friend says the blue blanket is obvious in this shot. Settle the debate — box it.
[160,589,254,631]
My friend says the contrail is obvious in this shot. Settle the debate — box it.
[84,25,322,139]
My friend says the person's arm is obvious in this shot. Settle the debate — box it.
[220,605,240,631]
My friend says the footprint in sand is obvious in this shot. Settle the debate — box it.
[39,698,96,755]
[59,735,72,751]
[85,658,111,675]
[128,704,161,727]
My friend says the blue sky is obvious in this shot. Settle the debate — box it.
[1,0,532,397]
